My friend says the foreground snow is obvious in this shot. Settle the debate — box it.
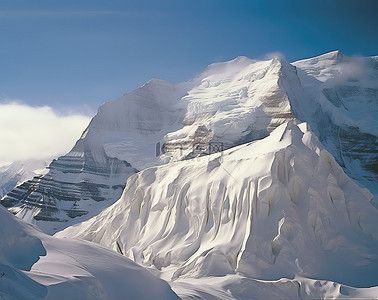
[0,205,179,300]
[57,122,378,299]
[170,275,378,300]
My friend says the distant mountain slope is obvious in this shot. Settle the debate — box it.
[57,121,378,298]
[293,50,378,196]
[2,50,377,232]
[0,160,48,198]
[0,205,179,300]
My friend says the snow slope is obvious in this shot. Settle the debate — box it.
[0,205,179,300]
[57,122,378,299]
[0,160,48,198]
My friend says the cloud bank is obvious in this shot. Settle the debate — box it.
[0,102,92,166]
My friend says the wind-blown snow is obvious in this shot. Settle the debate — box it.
[0,205,179,300]
[57,121,378,299]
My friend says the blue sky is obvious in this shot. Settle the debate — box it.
[0,0,377,112]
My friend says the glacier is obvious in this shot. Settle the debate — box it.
[2,50,377,232]
[57,121,378,299]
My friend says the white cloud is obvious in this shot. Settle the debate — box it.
[263,51,286,61]
[0,102,92,166]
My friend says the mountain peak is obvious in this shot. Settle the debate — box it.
[322,49,345,62]
[197,56,256,79]
[294,50,346,66]
[141,78,173,88]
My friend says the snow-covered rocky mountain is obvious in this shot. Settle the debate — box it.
[57,121,378,299]
[293,51,378,197]
[0,160,48,198]
[1,50,377,233]
[0,205,179,300]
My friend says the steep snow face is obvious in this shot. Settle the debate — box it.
[293,51,378,196]
[0,205,180,300]
[97,56,296,165]
[89,79,192,170]
[58,122,378,296]
[0,160,48,198]
[162,56,294,161]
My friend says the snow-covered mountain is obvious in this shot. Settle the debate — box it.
[0,160,48,198]
[293,50,378,197]
[0,56,298,233]
[0,205,179,300]
[1,50,377,299]
[1,50,377,233]
[57,121,378,299]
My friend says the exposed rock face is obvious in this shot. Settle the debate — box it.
[2,142,136,233]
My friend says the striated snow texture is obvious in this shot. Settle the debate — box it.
[57,122,378,299]
[0,205,179,300]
